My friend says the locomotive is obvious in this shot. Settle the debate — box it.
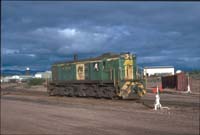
[47,52,146,99]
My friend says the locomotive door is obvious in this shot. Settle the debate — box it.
[124,54,133,80]
[76,64,85,80]
[84,63,89,80]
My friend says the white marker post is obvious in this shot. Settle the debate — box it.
[154,85,162,110]
[187,75,192,93]
[183,74,192,94]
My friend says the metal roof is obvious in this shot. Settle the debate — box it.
[53,52,135,65]
[144,66,174,69]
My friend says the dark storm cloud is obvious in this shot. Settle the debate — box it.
[2,1,200,71]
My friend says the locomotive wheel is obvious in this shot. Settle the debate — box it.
[96,88,104,98]
[67,87,74,97]
[81,88,87,97]
[84,88,90,97]
[58,87,65,96]
[48,85,55,96]
[106,86,115,99]
[74,89,79,97]
[52,88,59,96]
[89,87,96,97]
[78,85,87,97]
[63,87,70,96]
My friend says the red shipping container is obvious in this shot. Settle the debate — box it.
[162,73,189,91]
[176,73,188,91]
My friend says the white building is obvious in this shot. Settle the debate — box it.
[35,73,42,78]
[1,76,13,82]
[144,66,174,77]
[35,71,52,79]
[12,75,20,79]
[1,75,33,83]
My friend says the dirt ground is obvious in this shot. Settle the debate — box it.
[1,83,199,135]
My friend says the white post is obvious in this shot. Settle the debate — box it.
[154,85,162,110]
[157,85,159,95]
[187,75,191,93]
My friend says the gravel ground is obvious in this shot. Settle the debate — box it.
[1,83,199,135]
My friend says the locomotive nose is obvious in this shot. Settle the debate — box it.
[119,81,146,99]
[131,83,146,97]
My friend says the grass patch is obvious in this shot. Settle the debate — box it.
[27,78,45,86]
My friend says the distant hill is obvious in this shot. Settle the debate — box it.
[189,70,200,79]
[1,69,46,76]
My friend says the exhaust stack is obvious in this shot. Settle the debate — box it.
[74,54,78,61]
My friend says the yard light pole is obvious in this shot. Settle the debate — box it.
[144,68,147,90]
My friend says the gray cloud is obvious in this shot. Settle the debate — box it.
[2,1,200,71]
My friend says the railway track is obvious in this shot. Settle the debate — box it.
[1,86,199,109]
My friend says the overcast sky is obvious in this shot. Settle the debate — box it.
[2,1,200,71]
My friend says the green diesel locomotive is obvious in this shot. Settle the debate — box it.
[47,52,146,99]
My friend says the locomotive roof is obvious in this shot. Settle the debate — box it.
[53,52,135,65]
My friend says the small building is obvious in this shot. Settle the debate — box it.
[1,76,13,83]
[35,73,42,78]
[35,71,52,79]
[1,75,33,83]
[144,66,175,77]
[18,75,33,82]
[12,75,20,79]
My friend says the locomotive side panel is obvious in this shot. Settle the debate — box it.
[53,64,76,81]
[89,59,120,81]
